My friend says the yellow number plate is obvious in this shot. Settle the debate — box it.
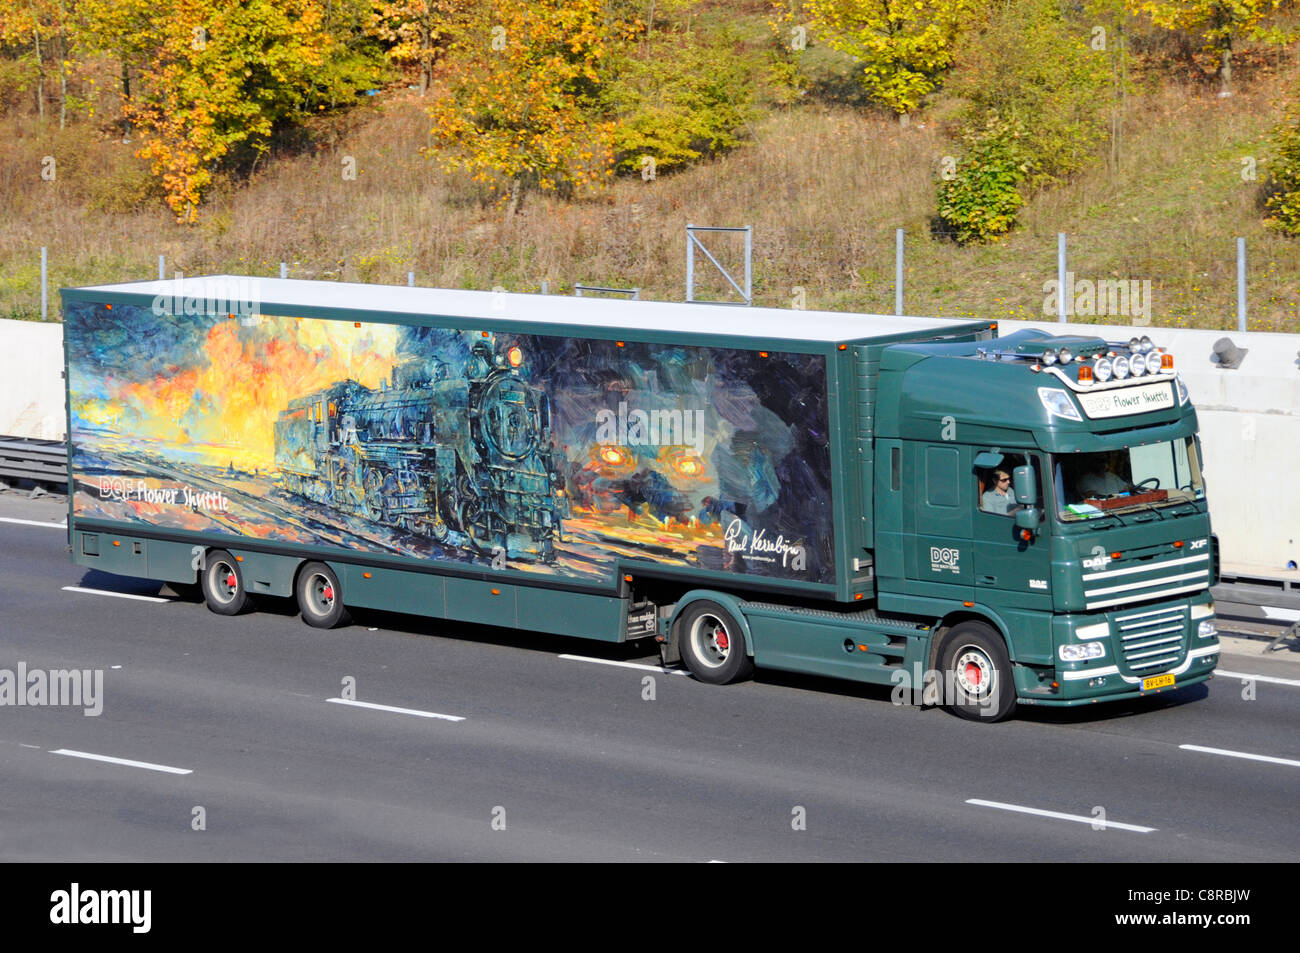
[1143,673,1175,691]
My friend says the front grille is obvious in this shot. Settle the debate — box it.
[1112,604,1188,673]
[1080,551,1211,610]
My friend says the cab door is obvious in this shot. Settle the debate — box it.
[904,443,975,601]
[972,451,1053,610]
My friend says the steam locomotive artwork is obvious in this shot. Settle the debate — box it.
[273,336,567,562]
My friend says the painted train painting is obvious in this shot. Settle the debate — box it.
[273,338,566,562]
[65,302,836,586]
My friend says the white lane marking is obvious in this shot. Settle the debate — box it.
[62,586,170,603]
[327,698,465,722]
[51,748,192,775]
[559,654,690,676]
[965,799,1156,833]
[20,744,41,749]
[1218,669,1300,688]
[1179,744,1300,769]
[0,517,67,529]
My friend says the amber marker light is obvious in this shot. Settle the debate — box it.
[1020,529,1033,541]
[491,588,500,595]
[616,341,625,347]
[854,593,864,600]
[1111,552,1121,559]
[963,601,974,607]
[623,574,633,583]
[112,540,120,547]
[759,351,769,358]
[235,555,243,561]
[104,304,112,310]
[838,344,847,350]
[507,345,523,367]
[363,572,372,579]
[1173,541,1184,548]
[1077,364,1094,384]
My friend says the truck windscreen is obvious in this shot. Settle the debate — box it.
[1052,437,1204,520]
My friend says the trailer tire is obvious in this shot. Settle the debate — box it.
[202,550,249,616]
[296,562,350,629]
[676,601,754,685]
[939,622,1017,722]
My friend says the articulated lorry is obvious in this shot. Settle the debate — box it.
[61,276,1220,721]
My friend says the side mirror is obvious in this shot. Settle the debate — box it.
[1015,507,1040,531]
[1012,465,1038,505]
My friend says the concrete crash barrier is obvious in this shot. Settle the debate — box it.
[1001,320,1300,573]
[0,318,65,441]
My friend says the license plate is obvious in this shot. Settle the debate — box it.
[1143,673,1175,691]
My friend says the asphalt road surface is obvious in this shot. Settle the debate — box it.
[2,490,1297,863]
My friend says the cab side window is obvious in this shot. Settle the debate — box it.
[975,451,1027,518]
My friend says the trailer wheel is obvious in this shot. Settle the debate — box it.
[202,549,249,616]
[939,622,1017,722]
[676,601,754,685]
[296,562,350,629]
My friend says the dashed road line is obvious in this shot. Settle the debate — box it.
[51,748,192,775]
[1179,744,1300,769]
[326,697,465,722]
[965,798,1156,833]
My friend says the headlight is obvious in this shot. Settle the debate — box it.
[1038,387,1081,421]
[1112,355,1131,379]
[1093,358,1113,382]
[1060,642,1107,662]
[1041,349,1058,366]
[1130,354,1148,377]
[1198,620,1217,639]
[1175,375,1190,405]
[1058,347,1073,364]
[1145,351,1163,374]
[1139,335,1154,353]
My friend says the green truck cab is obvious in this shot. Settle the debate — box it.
[61,277,1217,723]
[866,328,1219,719]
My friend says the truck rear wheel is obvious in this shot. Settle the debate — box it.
[939,622,1017,722]
[202,549,249,616]
[676,601,755,685]
[296,562,350,629]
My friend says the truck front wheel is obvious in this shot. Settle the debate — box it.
[296,562,350,629]
[202,549,249,616]
[939,622,1017,722]
[676,601,755,685]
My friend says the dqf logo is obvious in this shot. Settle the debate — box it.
[50,884,150,933]
[930,546,960,574]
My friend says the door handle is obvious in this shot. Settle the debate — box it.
[979,575,997,585]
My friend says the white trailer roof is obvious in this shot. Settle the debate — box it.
[72,275,985,344]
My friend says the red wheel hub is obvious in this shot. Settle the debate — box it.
[715,627,729,650]
[226,573,237,589]
[323,586,334,601]
[965,661,982,686]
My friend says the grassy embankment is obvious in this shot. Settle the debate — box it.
[1,44,1297,331]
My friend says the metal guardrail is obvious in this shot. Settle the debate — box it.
[0,437,68,486]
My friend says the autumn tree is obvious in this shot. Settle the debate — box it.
[1131,0,1297,94]
[801,0,987,115]
[369,0,460,95]
[0,0,76,125]
[110,0,381,222]
[426,0,624,213]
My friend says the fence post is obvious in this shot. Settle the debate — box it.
[895,228,904,316]
[40,246,48,321]
[1057,233,1067,323]
[1236,238,1247,333]
[158,255,165,281]
[280,261,287,279]
[408,271,414,287]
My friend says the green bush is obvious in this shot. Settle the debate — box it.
[935,115,1028,244]
[945,0,1111,188]
[606,29,757,175]
[1264,103,1300,237]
